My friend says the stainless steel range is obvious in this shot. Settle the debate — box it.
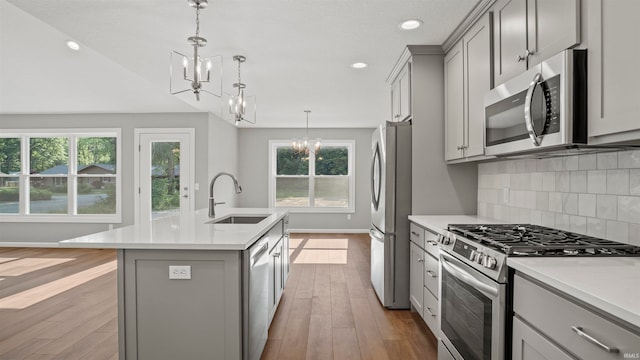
[436,224,640,360]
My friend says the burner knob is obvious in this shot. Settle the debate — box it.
[439,234,451,245]
[476,253,484,264]
[468,250,477,262]
[483,256,497,270]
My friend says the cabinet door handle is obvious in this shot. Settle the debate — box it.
[273,252,281,258]
[417,258,424,263]
[426,270,437,278]
[425,307,436,317]
[517,49,533,62]
[570,326,619,353]
[411,231,420,237]
[426,240,438,246]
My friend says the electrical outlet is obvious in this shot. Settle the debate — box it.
[502,188,510,204]
[169,265,191,280]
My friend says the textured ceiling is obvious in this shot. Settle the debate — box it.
[0,0,479,128]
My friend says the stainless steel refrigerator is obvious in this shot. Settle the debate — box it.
[370,121,411,309]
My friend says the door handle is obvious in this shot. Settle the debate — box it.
[524,73,544,146]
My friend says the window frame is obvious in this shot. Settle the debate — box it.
[0,128,122,223]
[268,139,355,213]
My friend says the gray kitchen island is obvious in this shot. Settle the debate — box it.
[60,208,290,360]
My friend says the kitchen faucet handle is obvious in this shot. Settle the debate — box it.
[214,201,226,205]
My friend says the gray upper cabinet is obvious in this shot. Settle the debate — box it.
[493,0,579,86]
[445,13,492,161]
[390,63,411,122]
[587,0,640,142]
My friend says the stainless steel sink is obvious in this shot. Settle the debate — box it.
[207,215,268,224]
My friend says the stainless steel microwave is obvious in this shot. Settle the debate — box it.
[484,49,587,156]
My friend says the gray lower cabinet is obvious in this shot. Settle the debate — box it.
[409,221,441,338]
[409,241,425,315]
[513,274,640,360]
[269,237,284,322]
[118,249,242,360]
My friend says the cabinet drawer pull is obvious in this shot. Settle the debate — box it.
[571,326,619,353]
[273,252,281,258]
[426,270,437,278]
[417,258,424,263]
[411,231,420,237]
[426,240,437,246]
[425,307,436,317]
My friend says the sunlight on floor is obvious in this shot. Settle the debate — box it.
[290,236,350,264]
[0,260,117,309]
[0,257,75,276]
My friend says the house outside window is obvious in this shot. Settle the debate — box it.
[268,140,355,213]
[0,129,121,223]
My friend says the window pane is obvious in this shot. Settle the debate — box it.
[78,180,116,214]
[315,146,348,175]
[77,137,117,174]
[0,177,20,213]
[0,138,21,174]
[314,177,349,207]
[151,142,181,218]
[277,147,308,175]
[29,177,67,214]
[30,137,69,175]
[276,177,309,207]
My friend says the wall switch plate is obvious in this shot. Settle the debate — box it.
[169,265,191,280]
[502,188,510,204]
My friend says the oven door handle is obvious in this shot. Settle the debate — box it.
[440,252,499,298]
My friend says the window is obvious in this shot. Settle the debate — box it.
[0,129,121,222]
[269,140,355,212]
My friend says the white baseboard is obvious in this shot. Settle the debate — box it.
[0,242,60,248]
[289,228,369,234]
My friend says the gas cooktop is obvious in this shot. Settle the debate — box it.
[447,224,640,256]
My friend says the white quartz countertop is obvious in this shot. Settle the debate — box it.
[408,215,500,234]
[59,208,288,250]
[508,257,640,330]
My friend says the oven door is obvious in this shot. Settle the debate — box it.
[439,251,506,360]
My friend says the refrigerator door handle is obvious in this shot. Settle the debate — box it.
[370,227,384,242]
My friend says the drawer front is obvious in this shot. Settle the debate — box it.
[268,220,284,250]
[409,223,425,249]
[423,287,439,337]
[423,253,439,298]
[423,230,440,258]
[514,274,640,360]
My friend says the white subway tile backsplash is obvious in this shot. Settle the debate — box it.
[618,150,640,168]
[536,191,549,211]
[565,156,579,171]
[578,194,596,217]
[606,169,629,195]
[606,220,629,243]
[587,170,607,194]
[597,152,618,169]
[596,194,617,220]
[630,169,640,195]
[563,193,578,215]
[578,154,597,170]
[556,172,570,192]
[542,172,555,191]
[586,217,607,238]
[570,216,587,234]
[479,149,640,243]
[618,196,640,223]
[549,192,563,212]
[570,171,587,193]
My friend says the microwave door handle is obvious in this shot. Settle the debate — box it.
[524,73,543,146]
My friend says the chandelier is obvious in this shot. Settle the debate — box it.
[292,110,321,155]
[170,0,221,101]
[225,55,256,125]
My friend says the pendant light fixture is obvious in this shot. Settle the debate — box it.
[225,55,256,125]
[169,0,222,101]
[292,110,321,155]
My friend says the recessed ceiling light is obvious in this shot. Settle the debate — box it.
[351,62,368,69]
[399,19,423,30]
[66,40,80,51]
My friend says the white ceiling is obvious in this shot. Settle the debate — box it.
[0,0,479,128]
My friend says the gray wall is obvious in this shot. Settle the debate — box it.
[478,151,640,246]
[237,128,374,231]
[208,113,240,208]
[410,54,478,215]
[0,112,237,242]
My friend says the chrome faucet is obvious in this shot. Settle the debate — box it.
[209,172,243,218]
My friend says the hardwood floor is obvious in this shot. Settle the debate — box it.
[0,247,118,360]
[0,233,438,360]
[262,233,438,360]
